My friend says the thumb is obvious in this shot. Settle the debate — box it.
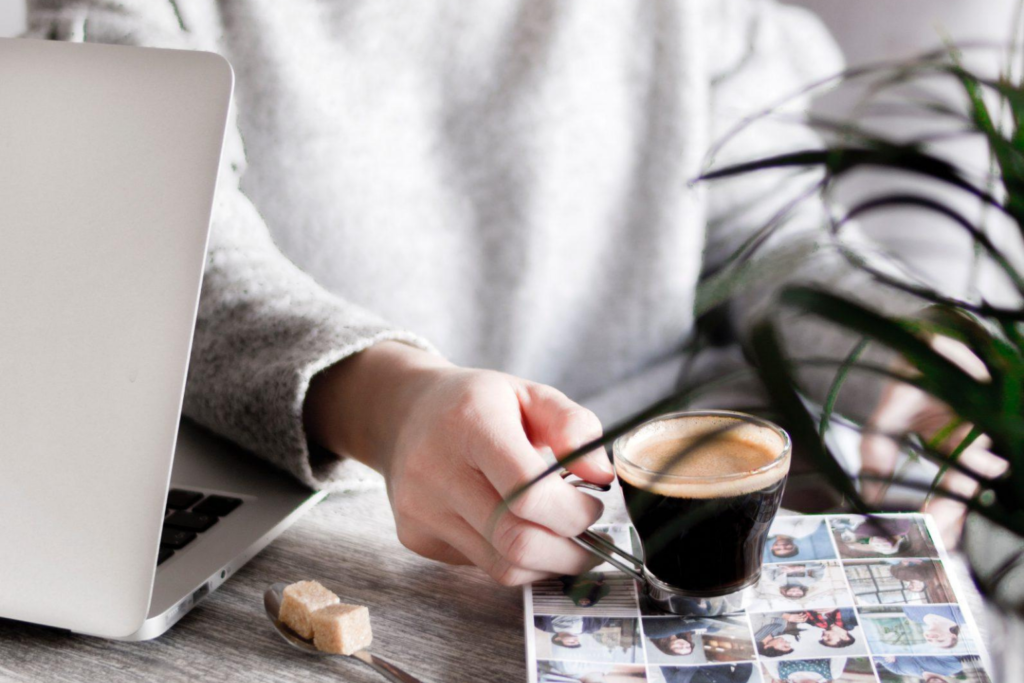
[514,379,614,484]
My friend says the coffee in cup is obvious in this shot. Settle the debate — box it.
[570,411,791,615]
[616,413,790,595]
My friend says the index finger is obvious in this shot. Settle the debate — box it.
[470,425,604,538]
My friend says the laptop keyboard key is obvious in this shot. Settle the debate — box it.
[192,495,242,517]
[158,548,175,565]
[166,489,204,510]
[161,528,197,549]
[165,510,217,532]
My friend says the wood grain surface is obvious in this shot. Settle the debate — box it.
[0,487,530,683]
[0,487,990,682]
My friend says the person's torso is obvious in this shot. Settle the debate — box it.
[212,0,731,401]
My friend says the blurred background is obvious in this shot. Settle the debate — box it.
[0,1,24,38]
[789,0,1020,304]
[0,0,1016,295]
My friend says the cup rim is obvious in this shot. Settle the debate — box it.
[613,409,792,483]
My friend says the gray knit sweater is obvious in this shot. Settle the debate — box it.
[24,0,907,490]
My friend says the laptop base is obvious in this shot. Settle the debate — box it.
[80,420,325,641]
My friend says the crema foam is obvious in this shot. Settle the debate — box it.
[616,415,789,499]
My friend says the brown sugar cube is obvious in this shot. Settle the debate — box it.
[311,603,373,655]
[279,580,340,639]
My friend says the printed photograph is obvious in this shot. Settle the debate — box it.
[828,515,938,560]
[859,605,975,656]
[760,657,877,682]
[533,571,641,617]
[843,559,957,606]
[750,609,869,661]
[874,655,990,682]
[534,616,643,663]
[748,561,855,612]
[649,662,759,683]
[536,660,648,683]
[764,517,838,563]
[641,615,755,665]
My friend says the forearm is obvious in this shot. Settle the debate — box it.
[303,341,451,473]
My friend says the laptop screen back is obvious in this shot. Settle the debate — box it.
[0,38,232,637]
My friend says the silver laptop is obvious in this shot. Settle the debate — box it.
[0,38,324,640]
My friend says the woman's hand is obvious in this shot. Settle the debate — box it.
[304,342,614,585]
[860,336,1006,546]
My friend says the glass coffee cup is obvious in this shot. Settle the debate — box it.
[571,410,791,615]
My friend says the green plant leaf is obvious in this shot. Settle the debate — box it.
[748,320,868,510]
[819,337,871,440]
[943,57,1024,228]
[856,473,1022,536]
[926,425,984,504]
[703,47,970,170]
[921,306,1021,389]
[837,194,1024,295]
[698,147,1004,214]
[782,287,1024,501]
[779,287,999,424]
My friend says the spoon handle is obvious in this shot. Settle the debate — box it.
[350,650,424,683]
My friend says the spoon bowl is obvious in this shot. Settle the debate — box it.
[263,582,424,682]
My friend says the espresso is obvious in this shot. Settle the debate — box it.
[617,416,789,595]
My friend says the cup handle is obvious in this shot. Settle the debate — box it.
[562,474,646,584]
[560,469,612,492]
[571,530,647,584]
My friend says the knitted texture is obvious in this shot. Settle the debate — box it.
[24,0,919,490]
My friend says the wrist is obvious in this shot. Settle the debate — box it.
[303,341,450,472]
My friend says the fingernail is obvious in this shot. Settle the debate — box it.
[588,450,613,475]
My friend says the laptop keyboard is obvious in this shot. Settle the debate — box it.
[158,488,243,566]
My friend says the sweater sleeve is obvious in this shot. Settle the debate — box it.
[702,0,928,420]
[24,0,436,490]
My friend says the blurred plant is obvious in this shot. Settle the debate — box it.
[502,38,1024,612]
[694,41,1024,609]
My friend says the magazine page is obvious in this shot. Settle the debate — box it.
[523,514,992,683]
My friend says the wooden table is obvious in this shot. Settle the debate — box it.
[0,486,531,682]
[0,485,992,682]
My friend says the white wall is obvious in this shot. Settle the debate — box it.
[0,0,26,37]
[788,0,1020,299]
[791,0,1015,135]
[790,0,1016,64]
